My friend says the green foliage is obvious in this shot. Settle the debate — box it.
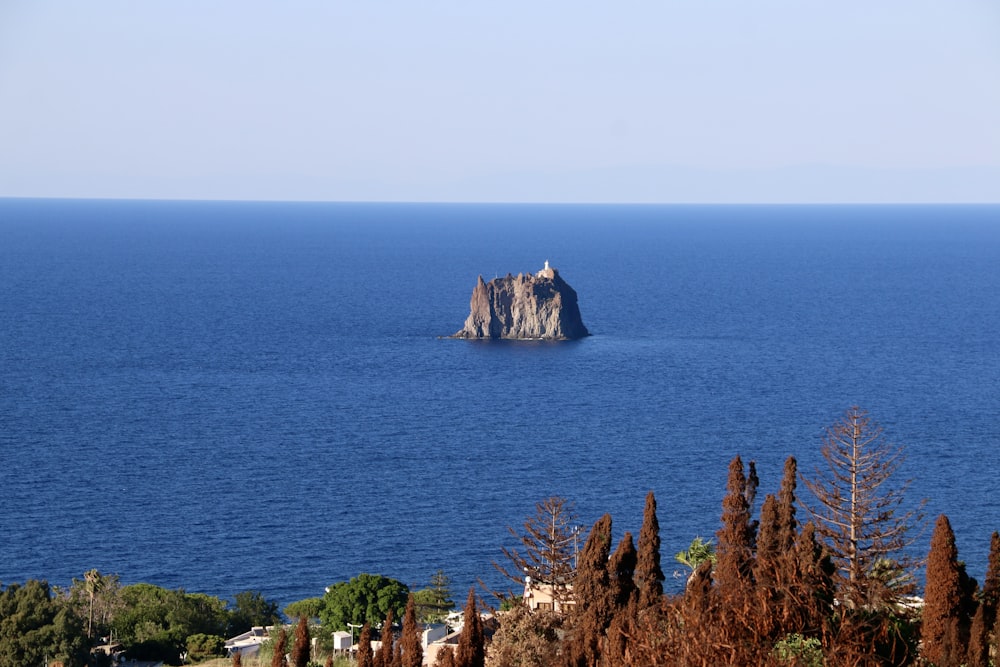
[0,580,89,667]
[772,633,823,667]
[185,633,226,661]
[319,573,409,630]
[413,570,454,623]
[284,597,324,621]
[112,583,229,663]
[674,536,716,573]
[229,590,282,636]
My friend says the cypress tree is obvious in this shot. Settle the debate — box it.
[608,531,637,609]
[434,645,456,667]
[378,608,395,667]
[400,593,423,667]
[967,603,989,667]
[714,456,755,595]
[292,615,310,667]
[566,513,615,667]
[455,588,485,667]
[325,654,333,667]
[271,627,288,667]
[923,514,965,667]
[754,494,782,589]
[777,456,799,552]
[357,623,374,667]
[634,491,664,609]
[233,652,242,667]
[982,531,1000,628]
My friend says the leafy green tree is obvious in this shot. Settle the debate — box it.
[112,583,229,662]
[186,633,226,661]
[229,590,282,636]
[284,597,324,622]
[320,574,409,631]
[0,580,89,667]
[675,537,716,575]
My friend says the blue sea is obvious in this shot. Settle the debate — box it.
[1,199,998,607]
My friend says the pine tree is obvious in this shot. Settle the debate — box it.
[923,514,965,667]
[400,593,423,667]
[358,623,374,667]
[455,588,485,667]
[634,491,664,609]
[271,627,288,667]
[802,407,924,608]
[292,615,310,667]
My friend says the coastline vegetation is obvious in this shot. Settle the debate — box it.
[4,407,998,666]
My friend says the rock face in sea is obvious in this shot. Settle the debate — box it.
[452,262,590,340]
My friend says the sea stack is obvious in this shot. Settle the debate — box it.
[451,261,590,340]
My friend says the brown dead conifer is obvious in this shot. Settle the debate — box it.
[357,623,374,667]
[271,627,288,667]
[565,513,615,667]
[434,645,456,667]
[292,615,310,667]
[608,531,637,610]
[455,588,485,667]
[378,608,395,667]
[634,492,664,609]
[923,514,965,667]
[233,652,242,667]
[400,593,423,667]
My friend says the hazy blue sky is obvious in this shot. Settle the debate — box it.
[2,2,998,203]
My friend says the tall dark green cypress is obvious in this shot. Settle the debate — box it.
[635,491,664,609]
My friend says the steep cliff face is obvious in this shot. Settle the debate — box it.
[452,264,590,340]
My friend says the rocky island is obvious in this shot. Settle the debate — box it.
[451,261,590,340]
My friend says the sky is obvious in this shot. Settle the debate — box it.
[1,1,999,203]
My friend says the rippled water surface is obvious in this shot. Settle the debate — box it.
[1,200,998,605]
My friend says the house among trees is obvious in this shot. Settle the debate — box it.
[224,626,272,657]
[522,577,575,614]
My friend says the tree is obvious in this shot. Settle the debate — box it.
[414,570,454,623]
[320,574,409,631]
[674,537,716,575]
[634,491,664,609]
[65,570,122,643]
[292,615,310,667]
[377,608,395,667]
[922,515,965,667]
[399,594,422,667]
[565,514,615,667]
[608,531,637,609]
[357,622,374,667]
[714,455,756,595]
[495,496,581,606]
[186,633,226,661]
[230,590,282,636]
[284,597,324,622]
[0,579,89,667]
[802,407,924,608]
[483,602,560,667]
[455,588,485,667]
[271,626,288,667]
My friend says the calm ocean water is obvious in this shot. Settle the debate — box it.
[1,199,998,606]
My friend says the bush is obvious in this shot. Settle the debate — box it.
[186,633,226,662]
[772,633,823,667]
